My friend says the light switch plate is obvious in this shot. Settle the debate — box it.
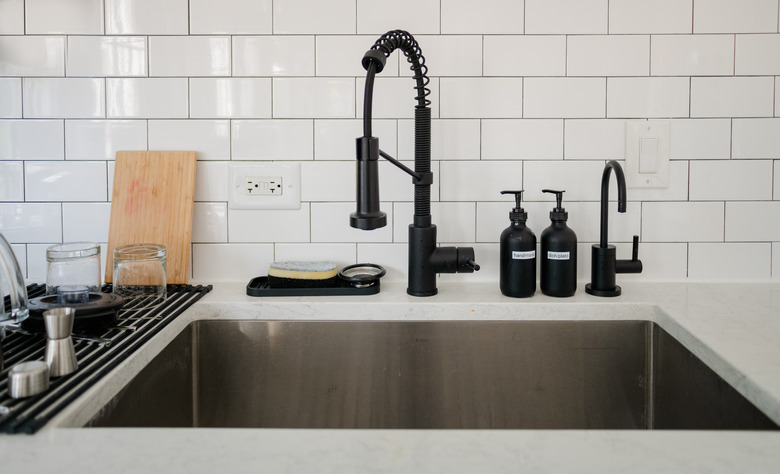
[228,162,301,210]
[625,120,670,188]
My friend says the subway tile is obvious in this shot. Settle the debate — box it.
[26,0,103,34]
[522,160,606,201]
[398,119,479,160]
[316,36,399,77]
[26,244,49,281]
[642,202,724,242]
[690,160,773,201]
[438,242,496,283]
[62,202,110,243]
[776,161,780,200]
[0,162,23,201]
[358,77,440,119]
[564,119,626,160]
[23,78,105,119]
[619,243,688,281]
[105,0,188,35]
[607,77,689,118]
[732,119,780,159]
[378,159,440,202]
[440,78,522,119]
[229,207,311,243]
[0,120,64,160]
[65,120,147,161]
[315,119,396,161]
[149,36,231,77]
[567,35,649,77]
[0,36,64,76]
[736,34,780,75]
[232,120,313,160]
[441,0,524,34]
[233,36,314,76]
[774,243,780,280]
[0,78,21,118]
[357,0,439,35]
[190,0,272,34]
[626,160,689,202]
[524,78,605,119]
[301,161,354,201]
[670,119,731,159]
[726,201,780,241]
[275,0,355,34]
[25,161,107,202]
[194,161,229,201]
[190,78,271,119]
[393,202,476,243]
[482,119,563,160]
[688,243,771,280]
[148,120,229,161]
[777,78,779,117]
[274,78,355,119]
[67,36,147,77]
[357,243,407,282]
[274,243,357,267]
[192,202,228,243]
[0,203,62,243]
[107,78,188,119]
[692,77,775,118]
[311,202,393,242]
[0,0,23,34]
[192,243,274,282]
[413,36,482,77]
[651,35,734,76]
[525,0,608,34]
[694,0,778,33]
[609,0,692,34]
[440,161,524,201]
[483,36,566,77]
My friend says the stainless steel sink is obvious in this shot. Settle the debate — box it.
[86,320,778,430]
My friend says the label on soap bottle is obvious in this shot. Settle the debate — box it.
[547,251,570,260]
[512,250,536,260]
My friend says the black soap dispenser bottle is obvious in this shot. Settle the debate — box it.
[499,190,536,298]
[540,189,577,297]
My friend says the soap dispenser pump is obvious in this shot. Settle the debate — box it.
[540,189,577,297]
[499,190,536,298]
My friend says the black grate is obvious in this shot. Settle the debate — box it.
[0,284,211,434]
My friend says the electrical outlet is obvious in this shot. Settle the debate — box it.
[228,163,300,210]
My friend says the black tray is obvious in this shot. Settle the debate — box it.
[246,276,380,297]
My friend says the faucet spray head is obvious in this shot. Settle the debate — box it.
[350,136,387,230]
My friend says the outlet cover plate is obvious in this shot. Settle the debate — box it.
[228,163,301,210]
[625,120,670,189]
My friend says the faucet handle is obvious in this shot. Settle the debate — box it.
[616,235,643,274]
[465,258,480,272]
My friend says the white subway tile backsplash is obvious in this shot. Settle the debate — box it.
[67,37,147,77]
[357,0,440,35]
[732,119,780,159]
[25,161,107,202]
[315,119,396,161]
[393,202,476,243]
[229,207,311,243]
[609,0,692,34]
[642,201,724,242]
[23,78,105,119]
[524,78,606,119]
[301,161,354,201]
[567,35,649,77]
[150,37,231,77]
[0,36,64,76]
[148,120,229,160]
[688,242,771,280]
[483,36,566,77]
[0,0,23,34]
[194,161,228,201]
[691,77,775,118]
[62,202,110,243]
[0,162,23,201]
[563,119,626,160]
[192,202,228,243]
[726,201,780,241]
[26,244,49,281]
[440,161,523,201]
[358,77,440,119]
[316,36,399,77]
[774,244,780,279]
[694,0,778,34]
[26,0,103,34]
[441,0,524,34]
[0,120,64,160]
[522,160,605,201]
[651,35,735,76]
[525,0,608,35]
[311,202,393,242]
[0,78,21,118]
[620,243,689,281]
[192,243,274,282]
[275,0,355,34]
[190,0,272,34]
[482,119,563,160]
[0,203,62,243]
[190,78,271,119]
[65,120,146,160]
[398,119,479,160]
[275,243,357,267]
[690,160,773,201]
[670,119,731,159]
[736,35,780,76]
[607,77,689,118]
[232,120,313,160]
[440,78,523,119]
[233,36,314,77]
[274,78,355,119]
[107,78,188,119]
[357,243,407,282]
[626,160,689,202]
[413,36,482,77]
[105,0,188,35]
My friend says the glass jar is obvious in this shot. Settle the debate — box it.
[112,243,166,310]
[46,242,101,304]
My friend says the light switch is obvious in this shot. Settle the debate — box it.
[626,120,670,188]
[639,137,658,174]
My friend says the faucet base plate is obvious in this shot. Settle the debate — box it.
[585,283,622,297]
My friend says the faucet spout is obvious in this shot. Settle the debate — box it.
[598,160,626,248]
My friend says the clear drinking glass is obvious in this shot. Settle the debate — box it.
[46,242,101,304]
[112,243,166,310]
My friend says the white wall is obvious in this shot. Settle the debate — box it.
[1,0,779,283]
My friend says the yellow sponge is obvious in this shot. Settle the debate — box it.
[267,261,338,288]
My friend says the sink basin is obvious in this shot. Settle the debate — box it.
[87,320,778,430]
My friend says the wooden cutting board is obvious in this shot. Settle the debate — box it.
[105,151,197,284]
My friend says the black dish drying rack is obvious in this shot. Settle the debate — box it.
[1,283,212,434]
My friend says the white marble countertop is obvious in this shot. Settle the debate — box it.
[2,280,780,473]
